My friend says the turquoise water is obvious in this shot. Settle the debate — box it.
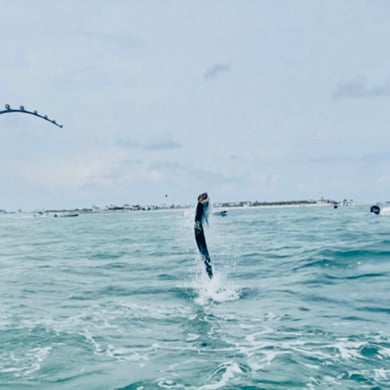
[0,205,389,389]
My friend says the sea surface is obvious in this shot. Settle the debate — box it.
[0,205,389,389]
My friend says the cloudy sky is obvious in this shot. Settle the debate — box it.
[1,0,390,210]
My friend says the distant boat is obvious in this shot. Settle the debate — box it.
[62,213,79,217]
[213,209,228,217]
[370,205,390,215]
[54,213,79,218]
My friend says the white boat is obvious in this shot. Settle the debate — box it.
[370,205,390,215]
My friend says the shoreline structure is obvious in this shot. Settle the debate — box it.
[0,199,355,215]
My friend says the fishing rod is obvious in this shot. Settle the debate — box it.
[0,104,63,128]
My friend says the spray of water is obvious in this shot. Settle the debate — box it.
[193,258,241,304]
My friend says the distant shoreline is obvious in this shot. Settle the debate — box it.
[0,199,359,215]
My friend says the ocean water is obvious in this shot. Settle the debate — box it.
[0,205,389,389]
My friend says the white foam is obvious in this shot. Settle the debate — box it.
[198,361,243,389]
[193,272,241,305]
[379,346,390,358]
[186,333,200,341]
[334,339,365,360]
[374,368,388,380]
[0,346,52,377]
[23,346,52,376]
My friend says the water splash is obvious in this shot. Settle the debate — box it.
[193,269,241,305]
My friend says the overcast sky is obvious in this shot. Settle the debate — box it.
[1,0,390,210]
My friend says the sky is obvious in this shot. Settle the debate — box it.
[1,0,390,210]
